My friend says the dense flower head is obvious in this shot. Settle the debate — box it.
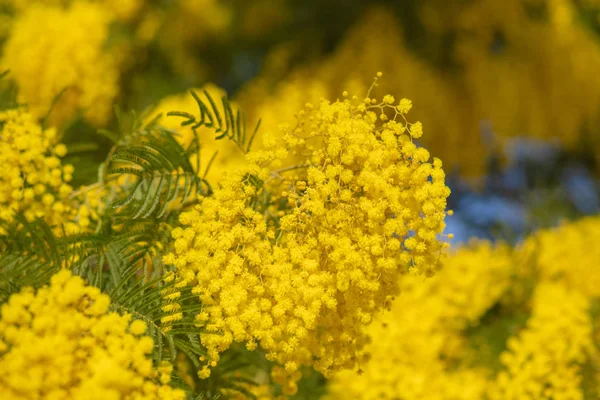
[146,84,244,183]
[329,241,514,400]
[2,2,119,126]
[0,108,71,226]
[0,108,101,234]
[164,82,451,388]
[0,269,185,400]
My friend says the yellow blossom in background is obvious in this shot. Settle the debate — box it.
[175,353,197,391]
[448,0,600,154]
[0,0,66,9]
[330,216,600,400]
[100,0,143,21]
[157,0,233,80]
[238,0,291,40]
[329,242,514,400]
[164,84,451,387]
[0,269,185,400]
[179,0,231,37]
[236,9,474,176]
[239,3,600,177]
[525,216,600,298]
[490,283,593,400]
[0,0,143,21]
[146,84,245,184]
[2,2,119,126]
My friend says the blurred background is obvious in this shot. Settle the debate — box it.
[1,0,599,242]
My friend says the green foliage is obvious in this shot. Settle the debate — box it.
[0,70,19,111]
[167,88,261,154]
[0,215,103,301]
[107,121,210,220]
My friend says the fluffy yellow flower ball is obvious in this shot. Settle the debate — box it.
[164,85,451,387]
[0,269,185,400]
[0,109,72,228]
[0,108,101,234]
[2,2,119,126]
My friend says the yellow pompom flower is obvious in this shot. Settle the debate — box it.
[0,269,185,400]
[0,108,73,229]
[2,2,119,126]
[165,85,451,381]
[0,108,102,234]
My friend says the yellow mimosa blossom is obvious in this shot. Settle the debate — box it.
[2,2,119,126]
[0,269,185,400]
[164,84,451,387]
[0,108,102,234]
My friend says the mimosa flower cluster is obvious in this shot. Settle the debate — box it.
[164,85,451,390]
[0,108,101,234]
[0,108,73,230]
[0,269,185,400]
[2,2,118,126]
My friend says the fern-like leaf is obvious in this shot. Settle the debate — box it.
[107,127,209,219]
[167,89,261,154]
